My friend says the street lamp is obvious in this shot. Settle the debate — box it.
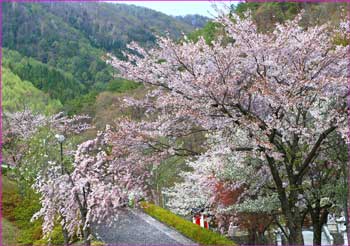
[55,134,65,174]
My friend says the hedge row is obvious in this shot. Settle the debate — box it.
[140,202,235,245]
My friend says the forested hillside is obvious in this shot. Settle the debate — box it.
[175,14,210,28]
[3,3,108,89]
[42,2,198,51]
[2,67,62,114]
[189,2,346,44]
[3,49,85,103]
[233,2,345,30]
[2,2,201,104]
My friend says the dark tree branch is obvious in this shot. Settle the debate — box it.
[297,126,336,180]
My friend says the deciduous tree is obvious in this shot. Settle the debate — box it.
[109,10,348,244]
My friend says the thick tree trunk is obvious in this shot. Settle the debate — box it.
[267,168,304,244]
[83,226,91,246]
[248,228,266,245]
[265,153,306,245]
[287,223,304,245]
[81,209,91,246]
[313,224,322,246]
[248,228,257,244]
[151,189,161,206]
[81,184,91,246]
[81,211,91,245]
[277,189,305,245]
[311,208,328,246]
[68,173,92,246]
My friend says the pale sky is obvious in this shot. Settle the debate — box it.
[113,1,235,17]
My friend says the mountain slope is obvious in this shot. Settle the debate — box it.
[232,2,345,31]
[3,2,111,88]
[2,2,199,94]
[3,49,85,103]
[42,2,197,54]
[188,2,345,44]
[175,15,210,29]
[2,67,62,114]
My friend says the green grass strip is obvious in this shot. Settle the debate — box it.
[140,202,235,245]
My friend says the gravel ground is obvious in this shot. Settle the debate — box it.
[94,209,195,246]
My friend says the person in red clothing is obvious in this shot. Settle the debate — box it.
[194,214,201,226]
[192,208,211,229]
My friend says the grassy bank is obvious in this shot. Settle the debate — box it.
[3,218,20,245]
[140,202,235,245]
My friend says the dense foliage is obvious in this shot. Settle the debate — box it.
[42,2,198,54]
[189,2,346,45]
[2,176,64,245]
[3,3,110,88]
[175,14,210,28]
[188,21,224,45]
[3,2,199,96]
[63,79,139,116]
[3,49,85,103]
[2,66,62,114]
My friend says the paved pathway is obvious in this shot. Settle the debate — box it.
[94,209,195,245]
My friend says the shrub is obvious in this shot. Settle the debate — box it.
[2,176,21,221]
[2,218,20,245]
[17,221,43,245]
[33,225,65,246]
[106,78,139,93]
[140,202,235,245]
[71,240,105,246]
[2,189,21,221]
[2,176,65,245]
[14,189,41,225]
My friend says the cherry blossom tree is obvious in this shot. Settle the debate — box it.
[33,122,153,245]
[108,10,349,245]
[213,181,274,244]
[2,110,92,169]
[165,154,218,217]
[166,144,277,243]
[2,109,47,168]
[2,109,93,244]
